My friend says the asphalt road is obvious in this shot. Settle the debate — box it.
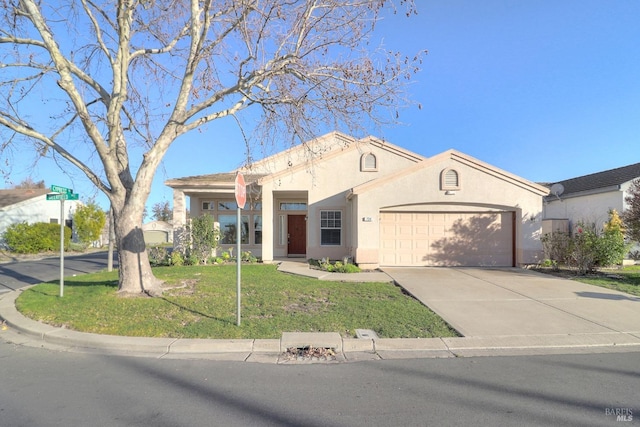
[0,343,637,427]
[0,251,117,293]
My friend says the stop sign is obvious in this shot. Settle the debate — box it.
[235,172,246,209]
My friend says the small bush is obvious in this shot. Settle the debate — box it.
[316,258,361,273]
[241,251,257,263]
[68,242,87,252]
[170,251,184,266]
[148,246,170,266]
[2,222,71,253]
[184,254,200,266]
[539,259,557,268]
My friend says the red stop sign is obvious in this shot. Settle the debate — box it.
[235,172,246,209]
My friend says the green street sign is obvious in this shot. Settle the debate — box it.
[47,193,79,201]
[50,184,73,195]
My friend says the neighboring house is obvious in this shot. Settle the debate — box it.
[166,132,549,269]
[543,162,640,230]
[0,188,81,244]
[543,162,640,260]
[142,220,173,245]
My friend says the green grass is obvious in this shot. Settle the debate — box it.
[571,265,640,297]
[16,264,458,339]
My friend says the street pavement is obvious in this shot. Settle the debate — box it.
[1,342,637,427]
[1,256,640,361]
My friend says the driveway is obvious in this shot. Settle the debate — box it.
[383,267,640,338]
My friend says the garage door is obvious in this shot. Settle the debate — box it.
[144,230,169,245]
[380,212,514,267]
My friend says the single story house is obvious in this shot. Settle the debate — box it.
[543,162,640,228]
[543,162,640,260]
[0,188,81,244]
[166,132,549,269]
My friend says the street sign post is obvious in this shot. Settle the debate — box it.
[234,173,246,326]
[47,185,80,297]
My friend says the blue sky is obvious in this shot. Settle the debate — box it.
[4,0,640,213]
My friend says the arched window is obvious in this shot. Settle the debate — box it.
[441,168,460,191]
[360,153,378,172]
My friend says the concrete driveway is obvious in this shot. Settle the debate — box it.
[383,267,640,338]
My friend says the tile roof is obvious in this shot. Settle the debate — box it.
[165,172,269,187]
[0,188,50,209]
[547,162,640,196]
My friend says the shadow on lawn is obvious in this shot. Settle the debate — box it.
[159,297,236,326]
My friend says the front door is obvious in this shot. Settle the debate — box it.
[287,215,306,256]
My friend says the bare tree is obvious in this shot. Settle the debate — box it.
[12,177,45,189]
[0,0,423,295]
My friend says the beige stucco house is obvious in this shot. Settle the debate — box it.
[166,132,549,268]
[542,162,640,260]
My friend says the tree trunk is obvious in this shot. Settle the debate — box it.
[114,207,164,296]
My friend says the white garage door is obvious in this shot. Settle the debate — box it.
[380,211,514,267]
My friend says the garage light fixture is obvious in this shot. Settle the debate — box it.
[445,190,456,195]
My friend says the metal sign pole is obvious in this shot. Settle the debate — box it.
[236,206,241,326]
[47,185,78,298]
[59,198,65,297]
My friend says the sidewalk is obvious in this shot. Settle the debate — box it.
[1,261,639,362]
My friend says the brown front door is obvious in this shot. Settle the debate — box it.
[287,215,306,256]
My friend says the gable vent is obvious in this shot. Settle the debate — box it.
[441,168,461,190]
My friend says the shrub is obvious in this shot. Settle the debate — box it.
[541,210,629,275]
[541,231,570,268]
[539,259,557,268]
[317,258,361,273]
[2,222,71,253]
[596,209,628,267]
[570,222,599,275]
[189,214,219,265]
[170,251,184,266]
[184,253,200,266]
[148,246,170,266]
[241,251,257,263]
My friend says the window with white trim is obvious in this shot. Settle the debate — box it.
[320,210,342,246]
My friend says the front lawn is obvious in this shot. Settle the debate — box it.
[16,264,459,339]
[534,265,640,297]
